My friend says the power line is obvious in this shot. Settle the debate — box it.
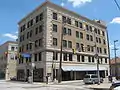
[113,0,120,11]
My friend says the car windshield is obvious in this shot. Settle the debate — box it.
[91,75,97,78]
[84,75,90,78]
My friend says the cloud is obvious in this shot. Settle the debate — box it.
[61,2,65,7]
[3,33,18,40]
[110,17,120,24]
[67,0,92,7]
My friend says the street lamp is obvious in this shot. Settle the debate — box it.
[28,41,35,83]
[114,40,118,79]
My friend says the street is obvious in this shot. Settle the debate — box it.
[0,80,91,90]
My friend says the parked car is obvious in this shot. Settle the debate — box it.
[10,76,17,81]
[83,74,103,84]
[110,81,120,90]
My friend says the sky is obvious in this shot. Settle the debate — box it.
[0,0,120,58]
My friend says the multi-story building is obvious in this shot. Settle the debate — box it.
[17,1,109,82]
[110,57,120,77]
[0,41,18,80]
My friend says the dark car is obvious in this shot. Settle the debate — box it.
[110,81,120,90]
[10,76,17,81]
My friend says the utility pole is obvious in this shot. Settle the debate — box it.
[106,30,111,76]
[58,24,64,83]
[113,40,118,79]
[94,29,100,85]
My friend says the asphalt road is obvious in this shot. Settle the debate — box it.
[0,80,92,90]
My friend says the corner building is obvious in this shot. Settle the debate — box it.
[17,1,109,82]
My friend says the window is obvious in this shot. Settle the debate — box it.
[53,52,58,60]
[97,47,99,53]
[62,16,66,23]
[96,37,98,43]
[86,34,89,40]
[79,22,83,28]
[76,31,79,38]
[39,25,43,33]
[20,24,26,32]
[98,29,100,35]
[63,40,67,47]
[103,39,106,45]
[102,31,105,36]
[68,28,71,35]
[100,48,102,53]
[10,54,14,60]
[90,35,93,41]
[76,43,79,49]
[39,52,41,61]
[80,32,83,39]
[77,55,80,62]
[63,53,67,61]
[75,21,78,27]
[92,57,94,62]
[68,41,72,48]
[87,45,90,51]
[53,24,57,32]
[81,55,84,62]
[27,32,29,39]
[53,38,57,46]
[104,48,107,54]
[26,57,29,63]
[101,58,103,64]
[99,38,101,43]
[89,26,92,32]
[53,12,57,20]
[29,43,32,50]
[11,47,15,51]
[91,46,94,52]
[35,27,38,34]
[94,28,97,34]
[88,56,91,62]
[39,39,42,47]
[35,40,38,48]
[67,18,71,24]
[34,54,37,61]
[63,27,67,35]
[105,58,107,63]
[26,44,29,50]
[86,25,89,31]
[36,13,43,23]
[30,30,32,37]
[69,54,72,61]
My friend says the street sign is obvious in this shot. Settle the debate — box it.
[21,53,31,58]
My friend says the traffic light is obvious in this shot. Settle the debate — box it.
[72,48,76,54]
[17,53,22,59]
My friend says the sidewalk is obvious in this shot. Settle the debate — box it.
[87,83,112,90]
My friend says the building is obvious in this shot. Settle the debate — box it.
[17,1,109,82]
[0,41,18,80]
[110,57,120,77]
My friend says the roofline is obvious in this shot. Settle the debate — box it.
[18,1,48,24]
[0,41,18,47]
[18,1,106,28]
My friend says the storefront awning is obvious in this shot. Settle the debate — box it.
[62,65,107,71]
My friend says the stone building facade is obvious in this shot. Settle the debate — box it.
[17,1,109,82]
[0,41,18,80]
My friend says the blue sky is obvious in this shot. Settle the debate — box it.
[0,0,120,58]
